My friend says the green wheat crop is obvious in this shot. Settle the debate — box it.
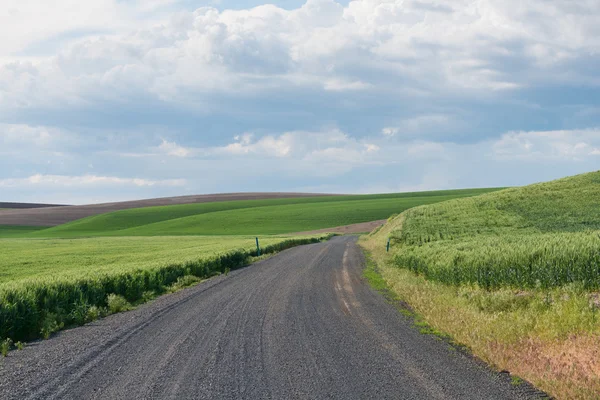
[0,235,326,342]
[388,171,600,289]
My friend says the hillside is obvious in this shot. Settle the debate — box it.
[373,171,600,289]
[26,189,500,238]
[0,192,338,227]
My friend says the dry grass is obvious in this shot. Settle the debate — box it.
[360,234,600,400]
[491,335,600,399]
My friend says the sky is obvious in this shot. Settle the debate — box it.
[1,0,599,204]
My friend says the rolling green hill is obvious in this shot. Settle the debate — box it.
[27,189,500,237]
[0,225,46,238]
[374,171,600,289]
[0,187,502,343]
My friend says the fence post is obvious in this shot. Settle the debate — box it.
[256,237,261,256]
[386,238,390,252]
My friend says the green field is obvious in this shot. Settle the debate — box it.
[0,226,46,238]
[0,236,309,285]
[382,171,600,289]
[0,187,500,343]
[18,189,499,238]
[0,235,325,342]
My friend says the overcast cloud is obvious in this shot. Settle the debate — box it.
[1,0,599,204]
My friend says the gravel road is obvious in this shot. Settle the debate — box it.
[0,236,544,399]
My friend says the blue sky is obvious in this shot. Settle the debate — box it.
[1,0,599,204]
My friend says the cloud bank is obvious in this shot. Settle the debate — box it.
[1,0,599,203]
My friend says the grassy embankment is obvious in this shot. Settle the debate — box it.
[361,171,600,399]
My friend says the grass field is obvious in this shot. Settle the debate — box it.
[0,236,307,285]
[16,188,499,238]
[0,188,500,345]
[0,226,46,238]
[0,235,326,342]
[386,172,600,289]
[362,170,600,399]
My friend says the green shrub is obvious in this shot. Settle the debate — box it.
[85,306,103,322]
[40,313,63,339]
[167,275,202,293]
[141,291,156,302]
[107,294,131,314]
[69,299,90,325]
[1,338,13,357]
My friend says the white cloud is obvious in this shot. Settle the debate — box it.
[221,132,293,157]
[0,0,170,59]
[323,79,371,91]
[2,0,600,115]
[0,124,54,145]
[202,128,452,178]
[2,122,599,204]
[218,129,349,158]
[158,139,191,157]
[364,143,379,153]
[0,124,83,160]
[0,174,186,188]
[382,127,399,137]
[493,129,600,160]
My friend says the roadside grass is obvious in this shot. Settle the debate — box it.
[360,170,600,399]
[0,235,328,344]
[363,251,453,339]
[22,188,500,238]
[360,242,600,399]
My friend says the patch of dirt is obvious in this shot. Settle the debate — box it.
[0,202,66,209]
[291,220,386,236]
[491,334,600,399]
[0,192,340,227]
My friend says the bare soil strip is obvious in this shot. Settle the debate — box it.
[0,192,338,227]
[0,202,67,210]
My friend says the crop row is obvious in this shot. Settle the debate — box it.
[0,236,326,342]
[392,231,600,290]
